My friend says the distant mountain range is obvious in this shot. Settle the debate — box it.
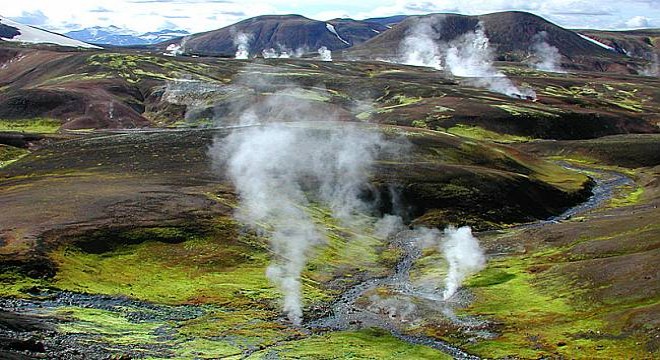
[346,12,621,62]
[0,16,99,49]
[1,11,658,74]
[163,15,389,57]
[65,26,190,46]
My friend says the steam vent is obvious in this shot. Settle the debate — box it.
[1,5,659,359]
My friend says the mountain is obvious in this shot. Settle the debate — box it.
[576,29,660,59]
[163,14,388,57]
[345,11,632,72]
[66,26,190,46]
[138,29,190,44]
[363,15,409,28]
[0,16,100,49]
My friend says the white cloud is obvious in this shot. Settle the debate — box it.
[2,0,659,34]
[626,15,651,28]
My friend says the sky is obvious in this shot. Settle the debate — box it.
[2,0,659,34]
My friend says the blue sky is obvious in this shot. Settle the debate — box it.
[3,0,659,33]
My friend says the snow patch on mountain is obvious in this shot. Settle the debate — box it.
[0,17,101,49]
[326,23,350,45]
[66,26,189,46]
[578,33,616,52]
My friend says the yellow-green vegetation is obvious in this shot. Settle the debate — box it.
[245,329,453,359]
[493,104,561,118]
[0,144,28,168]
[378,95,423,111]
[411,119,429,129]
[177,309,301,352]
[36,72,111,86]
[305,206,394,283]
[262,88,331,102]
[170,339,243,359]
[167,118,215,128]
[541,83,648,112]
[56,307,161,346]
[461,252,649,359]
[0,118,60,133]
[0,271,50,298]
[608,185,644,208]
[50,223,291,306]
[447,124,532,143]
[87,53,219,83]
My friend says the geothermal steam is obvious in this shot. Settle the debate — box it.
[318,46,332,61]
[530,32,564,73]
[440,226,486,300]
[212,68,487,323]
[263,48,291,59]
[397,19,535,99]
[444,23,536,99]
[399,19,442,70]
[233,31,252,59]
[218,82,383,324]
[641,53,659,76]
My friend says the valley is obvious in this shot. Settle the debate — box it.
[1,9,659,360]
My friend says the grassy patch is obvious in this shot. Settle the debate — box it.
[245,328,453,359]
[0,118,60,133]
[170,339,243,359]
[607,185,644,208]
[461,252,650,359]
[56,307,161,346]
[0,144,29,168]
[447,124,531,143]
[51,239,279,306]
[0,271,50,297]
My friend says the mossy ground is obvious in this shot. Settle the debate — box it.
[0,144,28,168]
[445,124,532,143]
[461,251,651,359]
[245,329,453,359]
[0,118,60,133]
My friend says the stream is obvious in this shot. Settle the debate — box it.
[0,163,633,359]
[302,163,634,360]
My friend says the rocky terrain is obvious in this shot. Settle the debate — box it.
[0,11,658,359]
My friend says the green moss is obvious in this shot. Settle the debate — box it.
[541,84,647,113]
[56,307,161,346]
[245,329,453,359]
[49,220,332,307]
[446,124,532,143]
[0,118,60,133]
[493,104,561,118]
[171,339,242,359]
[50,234,281,305]
[0,271,50,297]
[607,185,644,208]
[177,309,301,351]
[411,119,429,129]
[459,251,650,359]
[378,95,423,111]
[37,72,111,86]
[0,144,29,168]
[304,206,392,284]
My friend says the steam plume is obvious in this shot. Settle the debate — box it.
[164,36,189,57]
[641,53,659,76]
[262,47,293,59]
[530,32,564,73]
[440,226,486,300]
[213,77,386,324]
[397,19,535,99]
[233,31,252,59]
[444,23,536,99]
[399,18,443,70]
[318,46,332,61]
